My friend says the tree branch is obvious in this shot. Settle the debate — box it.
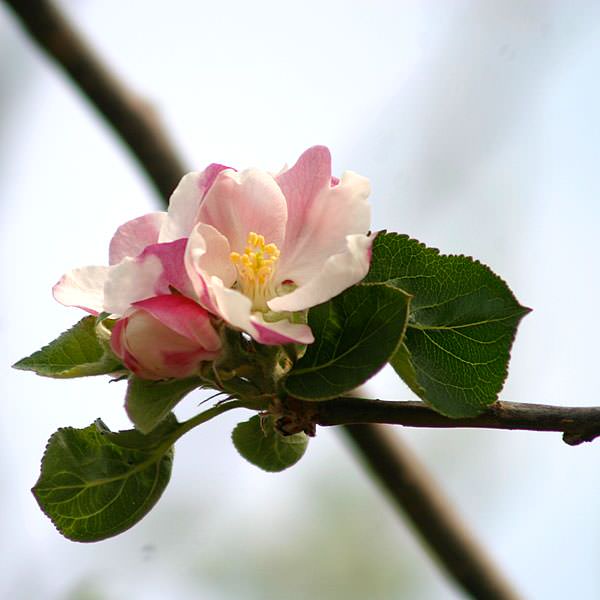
[4,0,186,200]
[284,398,600,446]
[344,425,521,600]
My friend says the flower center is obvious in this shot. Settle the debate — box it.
[230,232,280,311]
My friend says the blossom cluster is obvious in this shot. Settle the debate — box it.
[54,147,372,380]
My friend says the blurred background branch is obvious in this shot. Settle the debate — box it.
[4,0,186,200]
[344,424,521,600]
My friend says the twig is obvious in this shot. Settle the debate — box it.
[4,3,523,597]
[279,397,600,446]
[4,0,186,200]
[344,424,521,600]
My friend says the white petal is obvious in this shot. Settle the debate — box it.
[184,224,236,313]
[268,234,372,312]
[186,223,236,288]
[53,266,109,315]
[159,172,204,242]
[160,165,231,243]
[251,313,314,345]
[209,276,256,334]
[210,277,314,345]
[103,254,163,316]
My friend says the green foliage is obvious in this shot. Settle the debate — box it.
[17,227,531,542]
[232,415,308,472]
[125,376,203,434]
[283,283,410,400]
[98,414,180,450]
[13,316,121,378]
[365,233,530,417]
[32,421,173,542]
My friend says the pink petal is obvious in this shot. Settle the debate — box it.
[161,347,220,374]
[276,162,371,285]
[251,314,314,345]
[104,239,193,315]
[109,212,166,265]
[53,266,109,315]
[132,295,221,351]
[115,310,218,380]
[276,146,333,255]
[160,164,231,242]
[141,239,193,297]
[198,169,288,253]
[209,277,313,345]
[110,317,127,358]
[268,233,373,312]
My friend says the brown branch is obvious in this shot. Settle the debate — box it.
[344,425,522,600]
[5,3,524,597]
[277,397,600,446]
[3,0,186,200]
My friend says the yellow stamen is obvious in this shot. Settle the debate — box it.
[230,231,281,310]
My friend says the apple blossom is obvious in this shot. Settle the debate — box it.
[171,145,373,345]
[53,145,372,354]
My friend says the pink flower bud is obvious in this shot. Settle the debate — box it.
[111,295,221,380]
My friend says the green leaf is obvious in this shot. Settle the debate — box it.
[283,283,410,400]
[97,414,180,451]
[32,421,173,542]
[232,415,308,472]
[13,316,121,378]
[390,341,425,399]
[366,233,530,417]
[125,376,203,434]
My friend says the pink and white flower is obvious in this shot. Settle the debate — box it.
[170,145,372,344]
[53,145,372,353]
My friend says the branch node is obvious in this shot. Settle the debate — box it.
[270,397,318,437]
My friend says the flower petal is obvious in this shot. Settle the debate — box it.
[132,295,221,351]
[209,276,256,333]
[268,233,373,312]
[104,239,192,315]
[109,212,166,265]
[142,239,193,297]
[159,164,231,242]
[53,266,109,315]
[276,145,332,251]
[251,313,314,345]
[114,309,219,380]
[209,277,313,345]
[103,255,163,316]
[185,223,236,309]
[276,165,371,284]
[198,168,288,253]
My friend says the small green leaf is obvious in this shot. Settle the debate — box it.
[33,421,173,542]
[283,283,410,400]
[366,233,530,417]
[13,316,121,378]
[232,415,308,472]
[125,376,203,434]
